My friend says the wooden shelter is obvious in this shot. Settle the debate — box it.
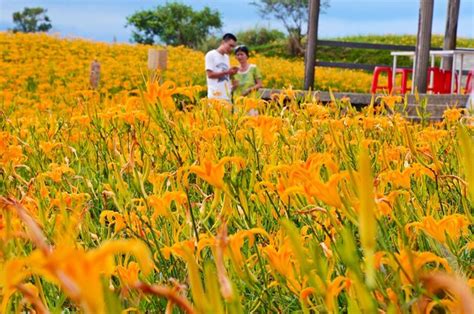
[304,0,320,90]
[442,0,461,70]
[303,0,463,94]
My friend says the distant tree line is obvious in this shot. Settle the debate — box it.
[10,1,332,57]
[126,2,221,49]
[127,0,331,56]
[250,0,330,56]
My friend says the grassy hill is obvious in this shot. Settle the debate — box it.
[0,32,374,94]
[2,33,471,95]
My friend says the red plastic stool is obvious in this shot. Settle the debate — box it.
[439,70,458,94]
[371,66,393,94]
[427,67,444,94]
[395,68,413,94]
[465,70,473,94]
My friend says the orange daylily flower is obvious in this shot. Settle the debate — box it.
[303,173,346,208]
[39,140,61,158]
[442,107,465,123]
[417,272,474,314]
[262,239,302,294]
[378,94,402,111]
[0,132,22,160]
[374,190,409,216]
[144,81,177,110]
[41,163,75,183]
[1,240,153,314]
[243,115,283,145]
[278,185,307,204]
[405,214,470,244]
[161,239,195,260]
[227,228,269,270]
[380,168,412,189]
[99,210,126,233]
[0,197,153,314]
[234,96,267,112]
[188,156,245,189]
[300,277,350,312]
[175,85,204,102]
[116,261,140,289]
[325,276,351,312]
[265,154,345,208]
[147,191,187,218]
[376,249,451,285]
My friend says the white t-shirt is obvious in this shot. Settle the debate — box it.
[205,49,231,100]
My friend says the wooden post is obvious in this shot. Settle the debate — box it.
[147,48,168,82]
[89,59,100,89]
[442,0,460,71]
[414,0,434,93]
[304,0,320,90]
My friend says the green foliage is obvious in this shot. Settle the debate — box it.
[197,35,222,53]
[251,0,330,55]
[317,34,474,68]
[198,27,285,55]
[12,7,52,33]
[236,27,285,47]
[251,0,330,37]
[337,34,474,48]
[126,2,222,48]
[255,34,474,69]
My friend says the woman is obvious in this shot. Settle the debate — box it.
[232,45,263,98]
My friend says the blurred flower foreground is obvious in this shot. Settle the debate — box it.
[0,32,473,313]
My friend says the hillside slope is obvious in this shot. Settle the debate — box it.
[0,32,373,94]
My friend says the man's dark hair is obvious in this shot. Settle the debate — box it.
[222,33,237,42]
[235,45,249,57]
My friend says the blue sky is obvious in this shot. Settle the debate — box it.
[0,0,473,43]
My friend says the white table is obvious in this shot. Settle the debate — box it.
[391,51,431,94]
[391,49,474,94]
[391,51,414,93]
[429,50,474,94]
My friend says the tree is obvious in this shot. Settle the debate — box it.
[236,27,285,47]
[251,0,330,56]
[126,2,222,48]
[12,7,52,33]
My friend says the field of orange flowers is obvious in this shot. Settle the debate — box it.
[1,32,473,313]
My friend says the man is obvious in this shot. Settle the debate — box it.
[205,33,238,101]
